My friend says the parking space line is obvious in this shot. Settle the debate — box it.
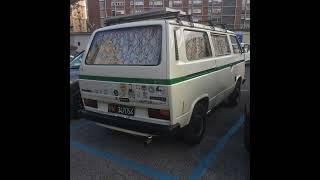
[70,139,178,180]
[70,120,92,132]
[187,115,245,180]
[71,116,246,180]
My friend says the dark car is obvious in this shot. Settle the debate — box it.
[70,51,84,119]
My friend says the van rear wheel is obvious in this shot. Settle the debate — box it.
[183,102,207,145]
[227,80,241,107]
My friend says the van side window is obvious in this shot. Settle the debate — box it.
[210,34,231,56]
[174,29,179,60]
[229,35,242,54]
[184,30,212,61]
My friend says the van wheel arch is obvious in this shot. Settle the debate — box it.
[198,98,209,113]
[227,77,242,107]
[183,97,208,145]
[186,96,209,125]
[235,76,242,84]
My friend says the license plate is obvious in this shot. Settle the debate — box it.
[108,104,135,116]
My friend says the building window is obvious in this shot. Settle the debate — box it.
[135,9,143,13]
[99,1,105,10]
[149,0,163,6]
[173,0,183,5]
[193,9,202,14]
[192,16,202,22]
[116,10,125,15]
[184,30,212,61]
[210,34,231,56]
[112,2,124,6]
[212,8,221,15]
[100,10,105,18]
[189,0,203,5]
[130,0,143,6]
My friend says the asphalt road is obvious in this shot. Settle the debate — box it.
[70,65,250,180]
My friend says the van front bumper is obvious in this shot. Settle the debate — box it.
[79,110,180,136]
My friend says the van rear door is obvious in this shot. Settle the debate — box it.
[79,21,170,123]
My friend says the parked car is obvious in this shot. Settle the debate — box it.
[70,51,84,83]
[70,51,84,119]
[78,10,245,145]
[70,49,80,61]
[241,43,250,64]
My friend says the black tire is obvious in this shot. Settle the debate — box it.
[227,80,241,107]
[244,105,250,154]
[183,102,207,145]
[70,82,83,119]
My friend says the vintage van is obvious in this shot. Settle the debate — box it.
[78,11,245,145]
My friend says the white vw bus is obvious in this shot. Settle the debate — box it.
[78,10,245,145]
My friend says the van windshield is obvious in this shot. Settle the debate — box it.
[85,26,162,66]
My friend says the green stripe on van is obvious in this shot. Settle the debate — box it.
[79,59,244,85]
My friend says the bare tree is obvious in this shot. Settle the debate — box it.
[70,0,80,13]
[70,0,80,6]
[71,0,84,32]
[86,20,96,32]
[77,9,83,31]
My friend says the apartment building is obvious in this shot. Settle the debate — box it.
[86,0,250,31]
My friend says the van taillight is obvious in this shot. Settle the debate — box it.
[83,98,97,108]
[148,108,170,120]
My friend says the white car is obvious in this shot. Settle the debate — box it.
[241,43,250,64]
[70,55,74,61]
[78,9,245,145]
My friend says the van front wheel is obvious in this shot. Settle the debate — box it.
[183,102,207,145]
[70,82,83,119]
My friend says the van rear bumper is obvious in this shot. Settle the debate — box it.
[79,110,180,136]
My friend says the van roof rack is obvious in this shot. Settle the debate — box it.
[213,23,227,30]
[204,20,228,32]
[104,8,192,26]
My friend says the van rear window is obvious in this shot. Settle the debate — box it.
[85,26,162,65]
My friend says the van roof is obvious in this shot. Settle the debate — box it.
[95,19,235,35]
[166,19,235,34]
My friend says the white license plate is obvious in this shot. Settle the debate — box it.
[108,104,135,116]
